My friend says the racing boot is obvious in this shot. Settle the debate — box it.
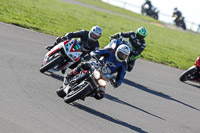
[63,70,77,85]
[61,69,66,74]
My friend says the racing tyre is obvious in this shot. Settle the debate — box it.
[179,66,196,82]
[40,56,63,73]
[64,84,90,104]
[153,14,158,20]
[182,22,186,30]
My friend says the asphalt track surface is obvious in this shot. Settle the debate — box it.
[1,20,200,133]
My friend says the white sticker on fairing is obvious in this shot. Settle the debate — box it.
[106,61,116,67]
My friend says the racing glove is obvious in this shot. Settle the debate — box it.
[90,52,100,59]
[110,33,121,39]
[81,55,91,62]
[55,37,63,44]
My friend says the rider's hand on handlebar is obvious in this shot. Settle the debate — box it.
[90,52,100,59]
[110,35,117,39]
[82,55,91,62]
[90,52,96,57]
[109,35,115,39]
[55,37,63,44]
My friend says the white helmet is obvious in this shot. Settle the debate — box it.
[88,26,102,41]
[115,44,130,62]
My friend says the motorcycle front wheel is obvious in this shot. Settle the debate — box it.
[179,66,196,82]
[182,22,186,30]
[153,14,158,20]
[40,55,63,73]
[64,83,90,104]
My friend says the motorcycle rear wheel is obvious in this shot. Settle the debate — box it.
[153,14,158,20]
[40,56,63,73]
[179,66,196,82]
[182,22,186,30]
[64,84,90,104]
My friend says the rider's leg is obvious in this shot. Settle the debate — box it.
[127,59,136,72]
[63,62,91,84]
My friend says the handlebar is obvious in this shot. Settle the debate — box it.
[92,55,104,65]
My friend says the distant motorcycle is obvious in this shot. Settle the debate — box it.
[56,56,115,104]
[40,39,83,73]
[141,4,159,20]
[173,14,186,30]
[179,56,200,82]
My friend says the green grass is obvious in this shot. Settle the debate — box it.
[0,0,199,69]
[77,0,160,23]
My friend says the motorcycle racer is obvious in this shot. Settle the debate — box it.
[45,26,103,72]
[172,8,186,30]
[172,8,182,22]
[110,27,147,72]
[142,0,153,14]
[64,44,130,99]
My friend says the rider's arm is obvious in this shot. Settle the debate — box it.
[110,31,133,39]
[120,31,135,38]
[63,30,87,40]
[90,49,111,59]
[110,31,134,39]
[134,40,146,56]
[85,41,99,52]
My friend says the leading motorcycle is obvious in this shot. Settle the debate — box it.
[141,4,159,20]
[179,56,200,82]
[40,39,83,73]
[173,14,186,30]
[56,57,115,104]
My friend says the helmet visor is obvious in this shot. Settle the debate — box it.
[136,33,145,40]
[117,51,128,61]
[90,32,100,40]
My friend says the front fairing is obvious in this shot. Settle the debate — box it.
[43,42,64,66]
[63,39,83,62]
[195,56,200,68]
[42,39,83,70]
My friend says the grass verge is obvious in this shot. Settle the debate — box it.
[0,0,199,69]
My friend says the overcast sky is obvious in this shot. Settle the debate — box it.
[102,0,200,31]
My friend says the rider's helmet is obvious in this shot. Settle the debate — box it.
[115,44,130,62]
[88,26,103,41]
[136,27,147,40]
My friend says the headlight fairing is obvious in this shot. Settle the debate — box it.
[98,79,106,87]
[93,70,100,79]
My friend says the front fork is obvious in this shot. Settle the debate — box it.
[188,66,199,80]
[86,75,106,97]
